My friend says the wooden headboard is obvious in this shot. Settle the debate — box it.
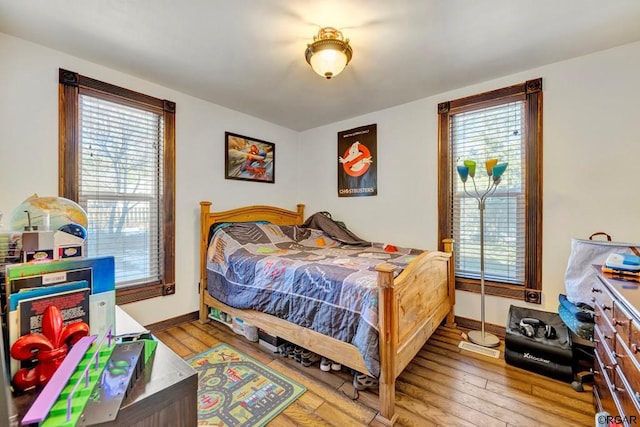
[200,201,305,227]
[199,201,305,293]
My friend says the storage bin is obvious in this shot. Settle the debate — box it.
[505,305,573,382]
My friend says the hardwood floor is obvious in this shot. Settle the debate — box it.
[155,320,594,427]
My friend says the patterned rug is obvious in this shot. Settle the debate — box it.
[187,343,306,426]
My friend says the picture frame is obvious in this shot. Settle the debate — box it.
[225,132,275,183]
[337,124,377,197]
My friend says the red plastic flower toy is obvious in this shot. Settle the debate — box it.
[10,305,89,391]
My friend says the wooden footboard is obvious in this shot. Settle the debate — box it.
[199,201,454,426]
[375,242,453,425]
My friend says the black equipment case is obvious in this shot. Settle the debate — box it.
[505,305,573,382]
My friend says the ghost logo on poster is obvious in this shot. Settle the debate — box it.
[339,141,373,177]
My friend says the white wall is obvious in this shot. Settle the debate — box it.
[296,41,640,326]
[0,33,299,326]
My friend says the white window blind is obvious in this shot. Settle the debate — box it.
[78,94,164,288]
[451,100,526,285]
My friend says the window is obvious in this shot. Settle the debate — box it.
[437,78,542,303]
[59,69,175,304]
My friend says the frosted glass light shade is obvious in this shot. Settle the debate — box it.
[310,49,348,79]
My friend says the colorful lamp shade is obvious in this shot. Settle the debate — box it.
[492,162,508,180]
[485,158,498,175]
[463,160,476,177]
[457,165,469,182]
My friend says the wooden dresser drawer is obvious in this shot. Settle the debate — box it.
[614,366,640,423]
[614,334,640,406]
[630,318,640,366]
[613,300,633,346]
[595,304,617,350]
[594,349,620,417]
[594,326,617,383]
[592,277,615,314]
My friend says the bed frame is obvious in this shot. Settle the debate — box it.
[199,201,455,426]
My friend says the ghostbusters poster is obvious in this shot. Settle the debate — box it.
[337,124,377,197]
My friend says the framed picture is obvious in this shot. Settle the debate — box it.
[225,132,275,183]
[338,123,377,197]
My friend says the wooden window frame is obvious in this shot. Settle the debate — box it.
[437,78,543,303]
[58,68,176,305]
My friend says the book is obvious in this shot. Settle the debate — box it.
[601,265,640,282]
[18,287,90,337]
[8,281,90,378]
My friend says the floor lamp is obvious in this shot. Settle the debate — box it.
[456,159,508,348]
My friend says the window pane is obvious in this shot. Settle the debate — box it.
[451,101,525,284]
[78,94,164,288]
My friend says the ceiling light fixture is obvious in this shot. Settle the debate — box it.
[305,27,353,79]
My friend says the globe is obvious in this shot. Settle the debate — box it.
[9,194,88,232]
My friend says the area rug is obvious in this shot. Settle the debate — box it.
[187,343,306,426]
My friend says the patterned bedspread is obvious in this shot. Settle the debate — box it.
[206,222,422,377]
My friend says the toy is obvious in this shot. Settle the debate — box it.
[605,253,640,272]
[10,306,89,391]
[58,223,87,240]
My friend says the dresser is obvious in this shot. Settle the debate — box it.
[12,307,198,426]
[591,266,640,422]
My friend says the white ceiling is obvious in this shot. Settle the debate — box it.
[2,1,640,131]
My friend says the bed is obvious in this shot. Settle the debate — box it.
[198,201,455,426]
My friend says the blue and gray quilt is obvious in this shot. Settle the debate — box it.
[206,222,421,377]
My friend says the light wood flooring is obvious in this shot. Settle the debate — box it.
[155,320,595,427]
